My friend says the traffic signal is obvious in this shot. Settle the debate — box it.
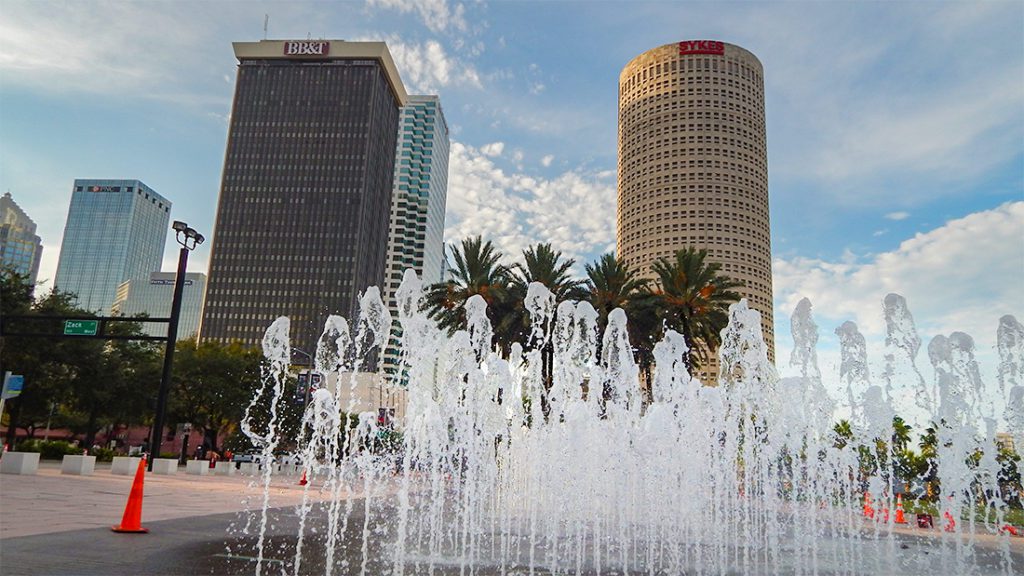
[295,373,310,404]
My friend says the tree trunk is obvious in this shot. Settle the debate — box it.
[83,400,99,449]
[5,400,20,448]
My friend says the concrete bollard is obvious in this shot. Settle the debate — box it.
[111,456,142,475]
[185,460,210,475]
[214,461,235,476]
[151,458,178,475]
[0,452,40,475]
[60,454,96,476]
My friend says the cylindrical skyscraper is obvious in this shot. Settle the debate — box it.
[617,40,774,380]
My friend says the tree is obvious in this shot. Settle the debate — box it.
[1,269,99,446]
[167,338,263,455]
[648,248,743,373]
[424,236,513,348]
[584,253,649,331]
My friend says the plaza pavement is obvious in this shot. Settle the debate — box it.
[0,460,329,539]
[1,460,1022,575]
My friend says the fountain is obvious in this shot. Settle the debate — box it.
[223,269,1022,575]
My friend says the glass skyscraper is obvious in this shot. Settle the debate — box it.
[112,272,207,340]
[0,192,44,286]
[382,95,450,376]
[54,179,170,314]
[200,40,408,356]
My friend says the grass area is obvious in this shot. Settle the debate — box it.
[900,500,1024,527]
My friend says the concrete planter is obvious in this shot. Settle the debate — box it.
[237,462,257,475]
[60,454,96,476]
[185,460,210,475]
[0,452,40,475]
[111,456,142,475]
[214,461,235,476]
[151,458,178,475]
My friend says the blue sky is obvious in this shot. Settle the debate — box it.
[1,1,1022,415]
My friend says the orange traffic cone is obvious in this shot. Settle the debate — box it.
[943,509,956,532]
[863,492,875,519]
[112,457,149,533]
[298,469,308,486]
[894,494,908,524]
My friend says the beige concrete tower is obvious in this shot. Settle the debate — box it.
[617,41,775,380]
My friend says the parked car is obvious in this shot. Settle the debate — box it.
[232,452,267,464]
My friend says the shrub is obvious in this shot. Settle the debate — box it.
[15,439,41,453]
[91,447,115,462]
[15,440,85,459]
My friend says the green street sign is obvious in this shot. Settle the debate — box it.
[64,320,99,336]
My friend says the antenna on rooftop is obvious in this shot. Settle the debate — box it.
[263,14,269,39]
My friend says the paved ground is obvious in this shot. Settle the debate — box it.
[0,460,329,539]
[1,460,1022,575]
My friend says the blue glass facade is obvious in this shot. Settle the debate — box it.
[383,95,450,375]
[0,192,44,286]
[54,179,170,314]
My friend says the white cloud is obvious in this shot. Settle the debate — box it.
[884,211,909,221]
[365,0,467,34]
[771,202,1023,427]
[480,142,505,157]
[541,155,554,167]
[374,37,483,93]
[0,2,226,105]
[774,202,1023,340]
[443,141,617,271]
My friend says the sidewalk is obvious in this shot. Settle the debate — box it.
[0,460,333,539]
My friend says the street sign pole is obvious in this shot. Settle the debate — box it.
[149,246,188,471]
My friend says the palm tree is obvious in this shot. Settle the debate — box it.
[424,236,511,339]
[506,244,586,408]
[584,253,649,328]
[648,247,743,373]
[512,243,586,301]
[891,416,912,453]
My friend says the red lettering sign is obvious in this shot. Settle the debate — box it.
[678,40,725,56]
[284,41,330,56]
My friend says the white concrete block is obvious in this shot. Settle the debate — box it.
[0,452,40,475]
[237,462,257,475]
[60,454,96,476]
[214,461,235,476]
[111,456,142,475]
[151,458,178,475]
[185,460,210,475]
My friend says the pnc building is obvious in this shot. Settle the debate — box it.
[617,41,775,381]
[54,179,170,314]
[200,40,408,356]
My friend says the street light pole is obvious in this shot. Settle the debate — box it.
[148,221,203,471]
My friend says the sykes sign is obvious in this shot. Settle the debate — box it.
[679,40,725,56]
[284,41,330,56]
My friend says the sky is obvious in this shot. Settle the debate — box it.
[1,1,1022,425]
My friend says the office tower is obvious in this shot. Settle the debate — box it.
[617,41,774,381]
[0,192,44,286]
[381,95,450,377]
[112,272,207,340]
[200,40,408,357]
[54,179,170,313]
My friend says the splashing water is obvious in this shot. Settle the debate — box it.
[235,275,1022,575]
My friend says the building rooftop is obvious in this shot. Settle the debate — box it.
[232,39,408,106]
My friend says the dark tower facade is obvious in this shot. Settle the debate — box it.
[200,40,408,355]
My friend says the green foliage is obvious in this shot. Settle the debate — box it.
[14,439,84,459]
[166,338,263,451]
[648,247,743,372]
[90,447,115,462]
